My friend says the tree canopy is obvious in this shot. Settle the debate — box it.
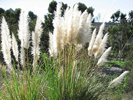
[28,11,37,21]
[111,10,126,23]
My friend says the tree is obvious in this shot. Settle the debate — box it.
[76,2,94,17]
[28,11,37,32]
[87,6,95,17]
[77,2,87,13]
[48,0,57,14]
[0,8,5,16]
[111,10,121,23]
[129,10,133,20]
[4,9,13,18]
[108,11,133,61]
[111,10,126,23]
[13,8,21,22]
[43,14,54,33]
[28,11,37,21]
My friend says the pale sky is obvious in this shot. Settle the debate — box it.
[0,0,133,22]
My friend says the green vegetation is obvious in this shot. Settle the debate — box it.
[105,60,124,67]
[0,50,104,100]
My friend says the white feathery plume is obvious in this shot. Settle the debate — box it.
[33,17,42,52]
[62,6,71,46]
[20,47,25,67]
[73,4,81,29]
[77,10,88,45]
[49,32,54,56]
[1,17,12,70]
[108,71,129,88]
[67,11,74,44]
[49,32,58,57]
[97,47,111,67]
[88,29,96,56]
[12,33,19,62]
[53,3,63,53]
[18,10,30,49]
[93,23,105,53]
[64,6,70,20]
[50,3,94,57]
[94,33,109,58]
[84,14,92,43]
[71,4,81,45]
[32,31,40,68]
[18,10,30,66]
[32,17,42,68]
[86,14,92,33]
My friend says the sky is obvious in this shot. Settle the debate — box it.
[0,0,133,22]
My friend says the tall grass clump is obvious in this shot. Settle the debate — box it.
[46,3,112,99]
[0,2,124,100]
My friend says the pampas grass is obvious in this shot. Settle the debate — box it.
[94,33,109,58]
[32,17,42,70]
[12,33,19,62]
[93,23,105,53]
[18,10,30,49]
[18,10,30,67]
[1,17,12,71]
[97,47,111,67]
[77,10,88,45]
[49,3,92,57]
[108,71,129,88]
[88,29,96,56]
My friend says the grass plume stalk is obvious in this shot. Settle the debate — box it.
[18,10,30,49]
[88,29,96,56]
[108,71,129,88]
[77,10,88,45]
[32,17,42,70]
[97,47,112,66]
[93,23,105,53]
[94,33,109,58]
[18,10,30,67]
[1,17,12,71]
[53,3,63,53]
[12,33,19,62]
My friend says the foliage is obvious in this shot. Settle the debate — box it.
[0,8,5,16]
[105,60,124,67]
[107,10,133,61]
[0,52,105,100]
[48,0,57,14]
[122,60,133,71]
[28,11,37,21]
[87,6,95,17]
[111,10,121,23]
[129,10,133,21]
